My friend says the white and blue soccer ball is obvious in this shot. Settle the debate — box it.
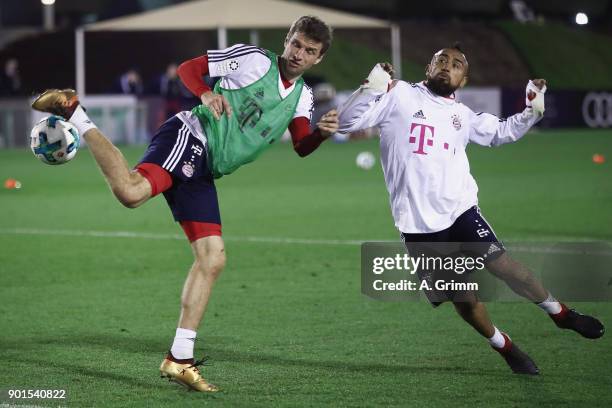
[30,115,80,165]
[356,151,376,170]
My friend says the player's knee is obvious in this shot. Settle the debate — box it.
[453,299,478,315]
[208,251,226,278]
[114,187,145,209]
[195,249,226,279]
[487,254,514,276]
[114,173,151,209]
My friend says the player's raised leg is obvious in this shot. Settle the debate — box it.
[34,89,225,392]
[31,89,152,208]
[487,253,605,339]
[452,292,539,375]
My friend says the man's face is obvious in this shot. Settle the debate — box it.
[5,59,18,75]
[281,32,324,78]
[425,48,468,96]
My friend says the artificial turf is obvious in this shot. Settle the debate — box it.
[0,129,610,407]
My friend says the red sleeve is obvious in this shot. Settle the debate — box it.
[177,55,211,98]
[290,117,327,157]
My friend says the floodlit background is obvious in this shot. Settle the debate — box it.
[1,1,611,406]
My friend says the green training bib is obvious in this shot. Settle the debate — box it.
[192,50,304,178]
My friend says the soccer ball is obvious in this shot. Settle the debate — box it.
[356,151,376,170]
[30,115,80,165]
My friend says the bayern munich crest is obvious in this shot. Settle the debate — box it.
[452,114,462,130]
[182,163,194,178]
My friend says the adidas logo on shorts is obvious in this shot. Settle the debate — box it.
[488,243,501,255]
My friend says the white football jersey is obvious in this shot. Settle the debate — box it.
[207,44,314,120]
[338,81,542,234]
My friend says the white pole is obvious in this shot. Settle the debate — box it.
[217,26,227,49]
[391,23,401,79]
[75,28,85,95]
[43,3,55,31]
[249,29,259,46]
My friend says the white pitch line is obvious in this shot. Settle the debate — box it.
[0,228,610,253]
[0,227,363,246]
[0,227,183,240]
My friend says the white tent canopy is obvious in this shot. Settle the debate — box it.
[76,0,401,94]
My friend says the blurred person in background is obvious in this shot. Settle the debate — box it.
[117,68,144,95]
[338,45,604,376]
[32,15,338,393]
[158,62,191,122]
[311,82,347,142]
[0,58,22,96]
[311,82,336,126]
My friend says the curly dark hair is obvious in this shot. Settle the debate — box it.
[452,41,465,54]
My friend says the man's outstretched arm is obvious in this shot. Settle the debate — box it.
[337,63,394,134]
[290,110,338,157]
[469,79,547,147]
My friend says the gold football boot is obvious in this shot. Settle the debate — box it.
[31,89,80,119]
[159,356,219,392]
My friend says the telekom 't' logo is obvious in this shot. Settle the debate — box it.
[409,123,449,155]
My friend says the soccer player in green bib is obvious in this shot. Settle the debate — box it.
[32,16,337,392]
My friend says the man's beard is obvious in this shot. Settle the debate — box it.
[425,76,457,97]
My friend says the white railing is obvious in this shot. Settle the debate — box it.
[0,95,149,148]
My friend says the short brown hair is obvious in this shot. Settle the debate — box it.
[286,16,333,55]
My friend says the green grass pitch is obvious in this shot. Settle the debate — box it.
[0,129,611,407]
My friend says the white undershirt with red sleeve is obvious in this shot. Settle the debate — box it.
[177,44,327,157]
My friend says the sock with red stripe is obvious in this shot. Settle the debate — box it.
[488,327,512,353]
[536,292,568,320]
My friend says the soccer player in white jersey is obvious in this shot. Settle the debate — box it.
[338,45,604,375]
[32,16,338,391]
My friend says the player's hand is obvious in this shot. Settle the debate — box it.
[379,62,395,78]
[200,91,232,120]
[525,79,547,116]
[363,64,392,93]
[532,78,547,90]
[317,109,339,138]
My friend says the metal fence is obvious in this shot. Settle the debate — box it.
[1,95,151,148]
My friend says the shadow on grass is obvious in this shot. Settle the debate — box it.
[1,332,578,407]
[1,332,539,380]
[2,354,167,391]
